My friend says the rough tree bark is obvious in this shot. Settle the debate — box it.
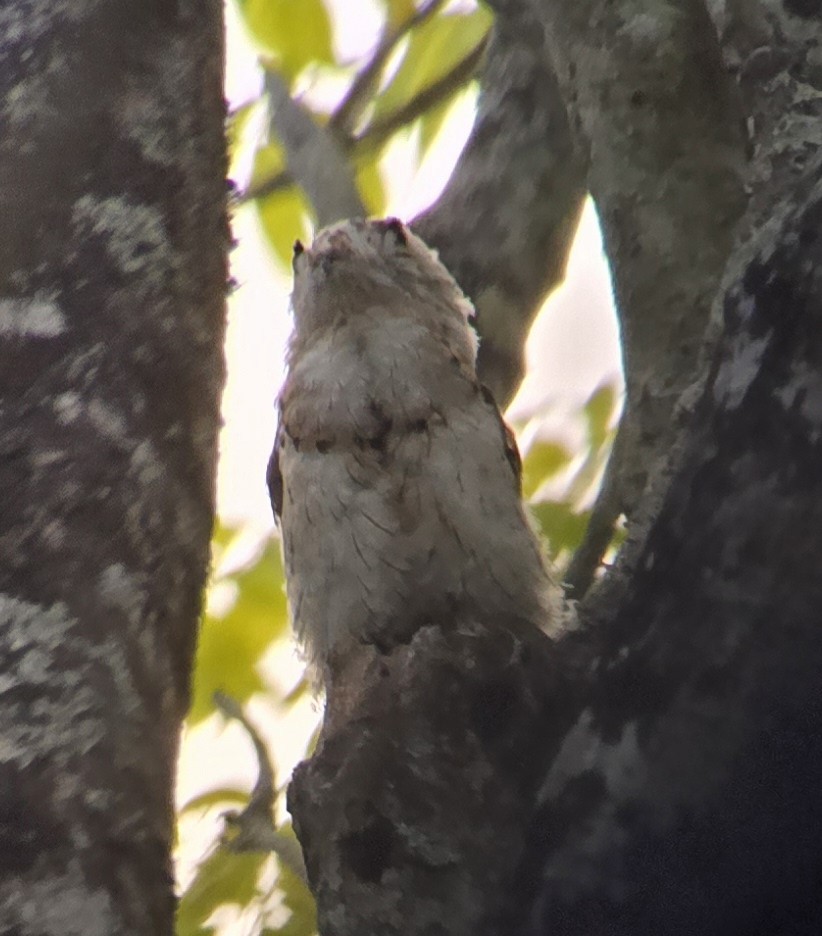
[528,158,822,936]
[0,3,226,934]
[281,2,822,935]
[413,0,587,409]
[3,0,820,933]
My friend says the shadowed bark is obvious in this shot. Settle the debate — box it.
[413,0,587,407]
[290,620,578,936]
[539,0,749,598]
[289,149,822,936]
[0,3,226,933]
[285,3,822,935]
[5,1,822,933]
[528,157,822,934]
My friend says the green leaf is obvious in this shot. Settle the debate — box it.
[176,849,267,936]
[179,788,250,815]
[211,522,240,556]
[522,440,573,499]
[238,0,335,79]
[355,155,387,216]
[530,501,590,560]
[559,383,619,505]
[232,540,289,636]
[583,383,619,450]
[380,0,416,29]
[190,616,264,726]
[371,8,491,124]
[249,139,286,195]
[189,540,289,724]
[418,97,452,157]
[257,185,312,270]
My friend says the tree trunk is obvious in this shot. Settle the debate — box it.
[0,3,226,933]
[286,2,822,934]
[528,158,822,935]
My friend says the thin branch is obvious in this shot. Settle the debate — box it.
[239,168,290,205]
[562,422,626,600]
[413,11,588,406]
[354,34,488,151]
[332,0,447,137]
[264,70,365,226]
[214,692,308,884]
[240,37,486,205]
[239,0,449,206]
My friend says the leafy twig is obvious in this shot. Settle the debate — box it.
[240,36,487,205]
[354,34,488,151]
[214,692,308,884]
[332,0,447,137]
[264,70,365,225]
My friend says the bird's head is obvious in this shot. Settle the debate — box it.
[289,217,476,351]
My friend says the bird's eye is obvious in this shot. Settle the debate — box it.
[292,240,305,272]
[380,217,407,248]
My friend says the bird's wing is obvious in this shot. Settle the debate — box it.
[266,413,284,523]
[480,384,523,495]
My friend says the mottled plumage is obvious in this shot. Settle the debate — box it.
[268,218,554,675]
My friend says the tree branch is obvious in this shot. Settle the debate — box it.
[263,70,365,226]
[282,4,822,934]
[414,2,587,406]
[215,693,307,883]
[0,4,226,932]
[332,0,447,137]
[536,0,748,532]
[354,36,488,151]
[289,617,579,936]
[242,37,486,207]
[531,153,822,933]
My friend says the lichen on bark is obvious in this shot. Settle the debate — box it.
[0,3,227,933]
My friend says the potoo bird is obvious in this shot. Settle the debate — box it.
[268,218,555,677]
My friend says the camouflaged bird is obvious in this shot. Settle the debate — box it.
[268,218,555,679]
